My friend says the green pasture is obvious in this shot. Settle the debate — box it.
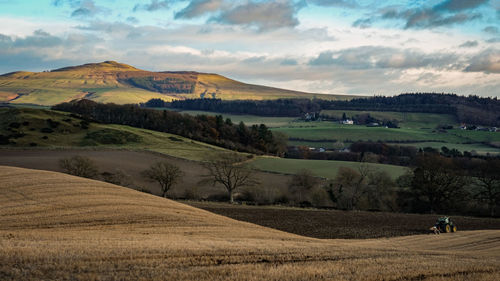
[156,108,298,127]
[320,110,458,129]
[251,157,408,180]
[0,108,228,161]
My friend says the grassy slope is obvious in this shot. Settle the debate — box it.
[1,108,409,179]
[162,109,499,154]
[320,110,458,129]
[251,156,408,179]
[0,108,227,161]
[1,166,499,280]
[0,61,349,105]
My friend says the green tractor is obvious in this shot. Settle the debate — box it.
[434,217,457,233]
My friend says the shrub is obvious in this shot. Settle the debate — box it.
[84,129,142,145]
[59,155,99,179]
[101,169,133,187]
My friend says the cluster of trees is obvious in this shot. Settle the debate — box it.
[59,155,134,187]
[53,100,286,155]
[59,153,499,217]
[141,98,321,117]
[285,155,499,216]
[287,141,498,167]
[141,93,500,126]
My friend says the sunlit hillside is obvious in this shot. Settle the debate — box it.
[0,61,347,105]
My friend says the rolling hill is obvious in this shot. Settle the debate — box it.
[1,166,499,280]
[0,61,345,105]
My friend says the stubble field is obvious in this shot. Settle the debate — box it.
[1,166,499,280]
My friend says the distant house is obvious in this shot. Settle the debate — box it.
[342,119,354,125]
[367,122,380,127]
[460,124,467,130]
[490,127,497,132]
[318,148,326,152]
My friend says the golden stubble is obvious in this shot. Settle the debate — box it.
[1,166,499,280]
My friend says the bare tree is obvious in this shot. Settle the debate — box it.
[472,159,500,216]
[59,155,98,179]
[203,153,258,203]
[142,161,183,198]
[288,169,320,205]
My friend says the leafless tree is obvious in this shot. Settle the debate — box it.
[288,169,320,204]
[142,161,183,198]
[203,153,258,203]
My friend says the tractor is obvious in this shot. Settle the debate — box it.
[433,217,457,233]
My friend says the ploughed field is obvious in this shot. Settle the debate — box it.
[1,166,500,280]
[187,202,500,239]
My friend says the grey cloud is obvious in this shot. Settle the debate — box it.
[309,47,459,70]
[352,18,372,28]
[211,1,301,30]
[52,0,79,7]
[486,37,500,43]
[71,0,103,18]
[243,56,266,63]
[281,58,298,65]
[483,26,499,34]
[1,30,102,49]
[133,0,170,12]
[126,17,139,24]
[459,40,478,48]
[380,0,486,29]
[387,9,482,29]
[433,0,488,12]
[307,0,358,8]
[175,0,223,19]
[12,30,63,48]
[464,49,500,73]
[309,51,336,66]
[0,30,104,74]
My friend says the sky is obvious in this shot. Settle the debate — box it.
[0,0,499,97]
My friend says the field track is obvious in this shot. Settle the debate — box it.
[1,166,499,280]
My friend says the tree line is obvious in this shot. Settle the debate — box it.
[141,98,321,117]
[52,100,287,155]
[141,93,500,126]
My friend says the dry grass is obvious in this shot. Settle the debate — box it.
[1,166,499,280]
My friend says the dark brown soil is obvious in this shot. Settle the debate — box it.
[186,201,500,239]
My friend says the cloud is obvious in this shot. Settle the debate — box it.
[465,49,500,73]
[309,47,459,70]
[383,8,482,29]
[379,0,487,29]
[7,30,63,48]
[486,37,500,43]
[307,0,358,8]
[483,26,499,34]
[175,0,223,19]
[309,51,336,66]
[71,0,104,18]
[352,18,372,29]
[459,40,478,48]
[126,17,139,24]
[433,0,488,12]
[280,58,298,65]
[211,1,302,30]
[133,0,170,12]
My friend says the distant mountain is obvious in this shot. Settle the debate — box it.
[0,61,348,105]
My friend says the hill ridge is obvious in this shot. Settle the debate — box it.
[0,61,348,106]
